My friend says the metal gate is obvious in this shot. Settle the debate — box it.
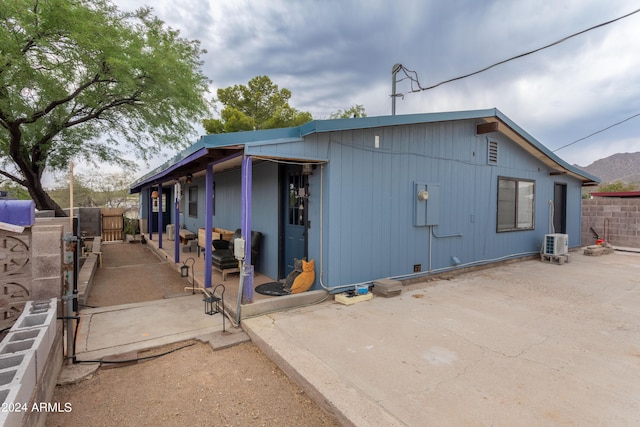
[101,208,124,241]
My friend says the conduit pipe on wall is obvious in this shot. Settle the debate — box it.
[428,226,463,272]
[317,164,539,291]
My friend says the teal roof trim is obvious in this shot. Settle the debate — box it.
[130,108,599,191]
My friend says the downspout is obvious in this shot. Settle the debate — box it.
[205,163,214,289]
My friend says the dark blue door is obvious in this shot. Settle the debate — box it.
[151,188,171,232]
[283,166,308,276]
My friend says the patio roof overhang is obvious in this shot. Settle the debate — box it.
[129,145,243,193]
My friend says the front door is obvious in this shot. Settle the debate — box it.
[151,188,171,232]
[553,183,567,234]
[282,166,308,277]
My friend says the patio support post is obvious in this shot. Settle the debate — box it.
[174,186,180,263]
[205,163,214,288]
[241,155,253,304]
[158,182,163,249]
[148,187,153,241]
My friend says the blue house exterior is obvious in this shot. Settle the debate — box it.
[130,108,599,297]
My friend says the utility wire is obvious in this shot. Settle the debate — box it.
[398,8,640,94]
[552,112,640,152]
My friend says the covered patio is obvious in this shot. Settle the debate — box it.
[141,230,327,323]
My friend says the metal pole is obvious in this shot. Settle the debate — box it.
[205,163,214,289]
[158,183,163,249]
[63,232,76,363]
[148,187,153,241]
[392,63,402,116]
[241,156,253,304]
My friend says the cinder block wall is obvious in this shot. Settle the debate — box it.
[582,198,640,248]
[31,225,64,301]
[0,225,63,331]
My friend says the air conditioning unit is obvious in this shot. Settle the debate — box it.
[543,234,568,255]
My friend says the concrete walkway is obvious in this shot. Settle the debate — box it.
[243,250,640,426]
[75,296,231,361]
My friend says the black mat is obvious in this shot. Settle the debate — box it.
[255,282,289,296]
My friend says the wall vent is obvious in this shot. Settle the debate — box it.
[487,140,498,165]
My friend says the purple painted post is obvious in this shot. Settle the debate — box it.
[158,183,163,249]
[174,189,180,263]
[205,164,214,289]
[241,156,253,304]
[148,187,153,241]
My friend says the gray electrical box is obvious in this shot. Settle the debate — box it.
[414,182,440,227]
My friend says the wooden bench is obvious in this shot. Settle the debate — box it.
[179,229,196,245]
[92,236,102,267]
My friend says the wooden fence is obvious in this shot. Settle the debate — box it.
[101,208,123,241]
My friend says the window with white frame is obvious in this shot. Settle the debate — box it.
[497,177,535,232]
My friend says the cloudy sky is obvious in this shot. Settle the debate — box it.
[114,0,640,171]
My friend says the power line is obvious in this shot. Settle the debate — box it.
[397,8,640,94]
[552,112,640,152]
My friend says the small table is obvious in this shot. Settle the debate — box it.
[179,229,196,244]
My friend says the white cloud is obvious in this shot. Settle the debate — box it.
[110,0,640,177]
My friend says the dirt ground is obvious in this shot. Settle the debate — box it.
[46,243,338,427]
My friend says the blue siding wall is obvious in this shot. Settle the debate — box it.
[305,120,584,287]
[177,161,280,280]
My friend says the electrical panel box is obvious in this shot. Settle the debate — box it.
[234,237,245,260]
[543,234,568,255]
[414,182,440,227]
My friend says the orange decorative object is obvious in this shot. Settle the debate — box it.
[290,259,315,294]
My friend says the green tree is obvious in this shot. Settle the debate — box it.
[0,179,31,199]
[203,75,312,133]
[596,182,637,193]
[329,104,367,119]
[0,0,211,216]
[48,171,133,210]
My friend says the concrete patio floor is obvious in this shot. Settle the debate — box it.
[243,249,640,426]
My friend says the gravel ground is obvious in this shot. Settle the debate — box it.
[46,341,338,427]
[46,242,339,426]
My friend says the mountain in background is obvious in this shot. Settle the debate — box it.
[575,152,640,185]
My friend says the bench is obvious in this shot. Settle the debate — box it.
[92,236,102,267]
[179,229,196,245]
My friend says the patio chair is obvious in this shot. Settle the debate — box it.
[211,228,262,280]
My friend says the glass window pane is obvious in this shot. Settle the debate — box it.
[497,179,516,231]
[517,181,534,229]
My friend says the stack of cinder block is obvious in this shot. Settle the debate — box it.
[372,278,402,297]
[0,298,57,427]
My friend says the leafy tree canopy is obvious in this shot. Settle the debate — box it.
[203,75,312,133]
[596,181,637,193]
[48,171,134,210]
[0,0,211,215]
[329,104,367,119]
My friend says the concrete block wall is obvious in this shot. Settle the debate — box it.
[30,225,64,301]
[0,298,57,427]
[0,230,32,331]
[582,198,640,248]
